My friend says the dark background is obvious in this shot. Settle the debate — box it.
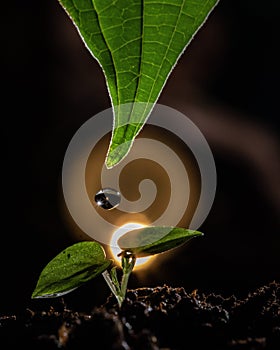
[3,0,280,313]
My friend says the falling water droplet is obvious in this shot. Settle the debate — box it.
[94,188,121,210]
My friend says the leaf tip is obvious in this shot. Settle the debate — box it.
[194,230,204,237]
[105,155,117,169]
[31,288,45,299]
[105,140,133,169]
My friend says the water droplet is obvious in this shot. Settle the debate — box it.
[94,188,121,210]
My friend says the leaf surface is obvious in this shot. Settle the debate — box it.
[32,241,111,298]
[117,226,203,257]
[58,0,219,167]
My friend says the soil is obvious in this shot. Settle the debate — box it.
[0,281,279,350]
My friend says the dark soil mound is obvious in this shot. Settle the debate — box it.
[1,281,279,350]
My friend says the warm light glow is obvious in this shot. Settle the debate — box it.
[110,223,154,269]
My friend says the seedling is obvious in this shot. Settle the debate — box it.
[32,226,202,307]
[31,1,219,306]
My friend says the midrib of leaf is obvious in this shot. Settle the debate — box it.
[105,0,167,168]
[113,1,144,147]
[93,0,143,142]
[130,0,187,139]
[92,0,143,146]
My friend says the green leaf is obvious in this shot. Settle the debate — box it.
[117,226,203,257]
[57,0,219,168]
[32,241,112,298]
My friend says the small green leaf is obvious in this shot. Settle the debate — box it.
[117,226,203,257]
[32,241,112,298]
[57,0,220,168]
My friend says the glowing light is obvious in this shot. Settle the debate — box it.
[110,223,153,269]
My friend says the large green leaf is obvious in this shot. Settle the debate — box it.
[32,241,112,298]
[58,0,219,167]
[117,226,203,257]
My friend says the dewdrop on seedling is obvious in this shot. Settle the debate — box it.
[94,188,121,210]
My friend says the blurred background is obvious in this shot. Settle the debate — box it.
[2,0,280,313]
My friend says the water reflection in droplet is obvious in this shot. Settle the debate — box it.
[94,188,121,210]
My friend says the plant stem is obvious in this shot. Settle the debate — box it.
[102,252,136,308]
[102,270,123,307]
[120,252,136,302]
[120,270,131,300]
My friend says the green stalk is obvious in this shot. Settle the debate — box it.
[102,252,136,308]
[118,252,136,302]
[102,270,123,308]
[120,252,136,301]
